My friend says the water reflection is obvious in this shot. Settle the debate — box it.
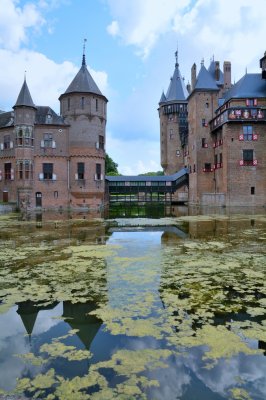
[0,210,266,399]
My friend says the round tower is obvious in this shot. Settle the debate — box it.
[59,43,108,209]
[159,48,188,175]
[13,78,36,209]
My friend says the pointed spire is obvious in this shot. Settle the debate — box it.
[14,77,36,109]
[82,38,87,67]
[164,46,188,101]
[175,42,179,67]
[62,41,104,97]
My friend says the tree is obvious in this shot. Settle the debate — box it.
[138,171,164,176]
[105,153,119,175]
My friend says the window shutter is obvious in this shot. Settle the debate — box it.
[0,170,2,180]
[75,173,78,180]
[39,173,44,180]
[41,140,45,148]
[100,174,103,181]
[0,143,3,150]
[52,141,56,149]
[11,168,14,180]
[52,173,57,180]
[10,141,14,149]
[254,99,257,106]
[94,174,98,181]
[239,134,244,141]
[253,134,258,141]
[95,142,99,149]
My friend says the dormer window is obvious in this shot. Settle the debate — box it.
[246,99,257,107]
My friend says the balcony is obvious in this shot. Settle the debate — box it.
[210,108,266,132]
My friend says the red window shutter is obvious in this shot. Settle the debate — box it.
[254,99,257,106]
[253,134,258,140]
[239,134,244,141]
[239,160,244,166]
[253,159,258,166]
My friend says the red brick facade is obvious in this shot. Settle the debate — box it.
[0,57,107,211]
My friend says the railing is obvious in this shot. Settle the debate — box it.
[210,108,266,131]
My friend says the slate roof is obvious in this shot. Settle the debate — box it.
[223,73,266,102]
[159,91,167,103]
[194,64,219,91]
[63,55,103,97]
[14,79,36,108]
[35,106,66,125]
[106,167,189,182]
[0,111,14,128]
[165,63,188,102]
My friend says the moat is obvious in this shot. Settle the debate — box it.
[0,206,266,399]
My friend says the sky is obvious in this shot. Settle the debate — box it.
[0,0,266,175]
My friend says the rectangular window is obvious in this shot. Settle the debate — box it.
[18,161,23,179]
[4,163,12,180]
[96,98,98,111]
[243,126,253,141]
[169,129,174,139]
[99,135,104,150]
[251,186,255,195]
[204,163,212,172]
[24,127,33,146]
[17,128,23,146]
[81,97,85,109]
[202,138,208,148]
[43,163,53,180]
[24,161,30,180]
[219,153,223,165]
[243,150,253,165]
[96,163,101,180]
[4,135,10,149]
[77,162,84,180]
[202,118,207,127]
[44,133,53,147]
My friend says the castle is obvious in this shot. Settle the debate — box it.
[159,50,266,207]
[0,50,107,210]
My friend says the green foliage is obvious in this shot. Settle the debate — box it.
[138,171,164,176]
[105,153,119,175]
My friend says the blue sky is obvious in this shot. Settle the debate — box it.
[0,0,266,174]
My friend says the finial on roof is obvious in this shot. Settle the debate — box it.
[24,70,27,81]
[245,66,247,74]
[175,42,179,67]
[201,58,204,66]
[82,38,87,66]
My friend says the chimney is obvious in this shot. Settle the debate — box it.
[191,63,196,91]
[215,61,220,81]
[260,51,266,79]
[223,61,231,88]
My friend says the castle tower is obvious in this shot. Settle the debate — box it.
[59,42,108,209]
[159,48,188,175]
[13,78,36,208]
[188,60,220,204]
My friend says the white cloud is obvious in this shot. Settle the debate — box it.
[106,0,191,58]
[107,20,120,36]
[0,49,108,113]
[0,0,45,50]
[106,133,161,175]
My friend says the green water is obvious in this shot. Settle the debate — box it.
[0,208,265,399]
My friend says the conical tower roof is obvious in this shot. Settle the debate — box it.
[159,91,167,103]
[14,78,36,108]
[195,63,219,91]
[64,53,103,97]
[165,49,188,102]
